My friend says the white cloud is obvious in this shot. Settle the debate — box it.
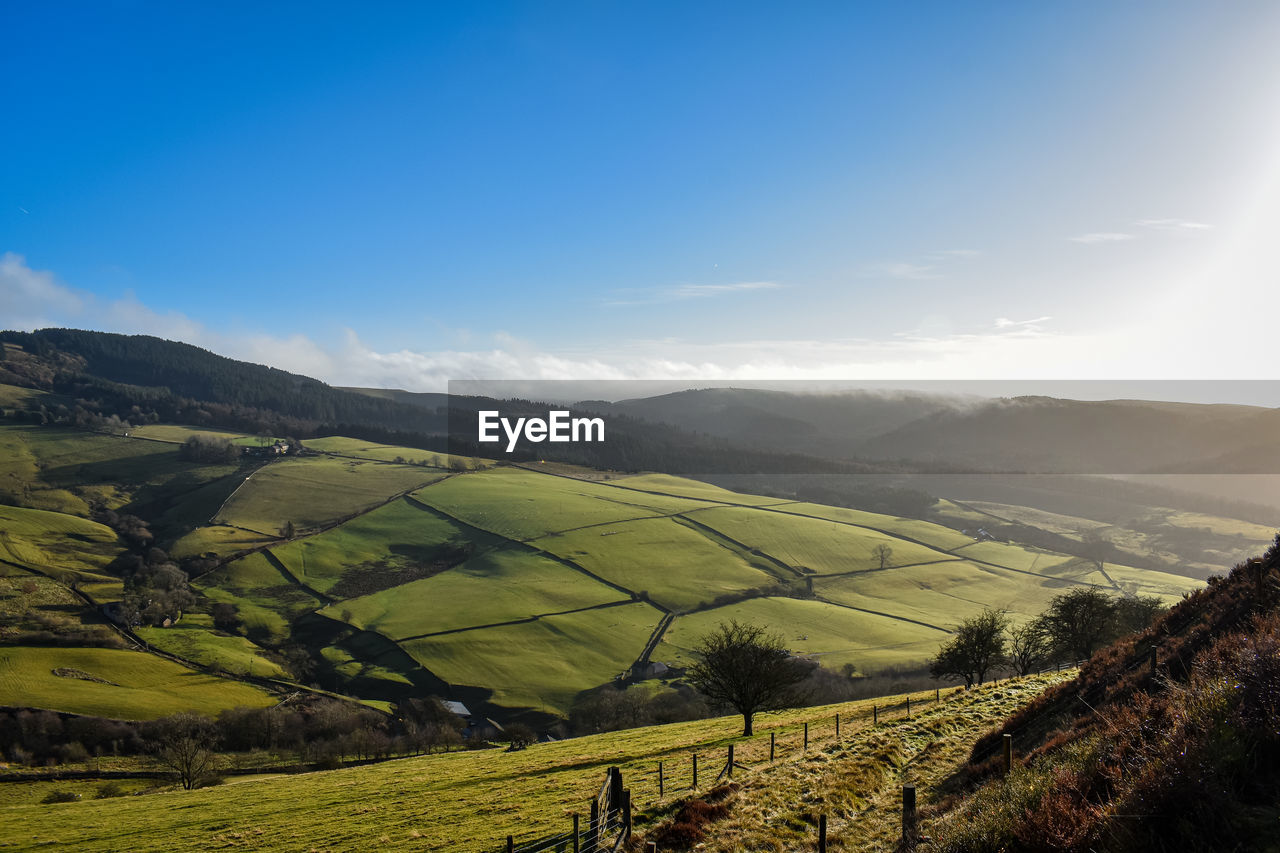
[1069,232,1135,244]
[994,316,1052,331]
[881,262,938,280]
[605,280,781,306]
[1135,218,1213,231]
[0,252,84,328]
[932,249,982,258]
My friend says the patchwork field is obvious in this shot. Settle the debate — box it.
[400,602,664,712]
[0,646,277,720]
[214,456,441,534]
[531,516,779,611]
[658,597,947,672]
[324,545,628,638]
[0,421,1214,725]
[685,505,947,575]
[0,505,123,599]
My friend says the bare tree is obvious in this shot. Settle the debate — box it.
[1040,587,1117,662]
[150,713,218,790]
[872,543,893,569]
[688,621,813,736]
[1007,618,1052,676]
[930,609,1009,687]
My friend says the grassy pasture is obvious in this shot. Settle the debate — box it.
[772,501,983,551]
[658,596,949,673]
[195,552,322,642]
[412,467,706,541]
[126,424,259,445]
[685,506,946,575]
[401,602,663,712]
[134,617,286,679]
[612,473,790,505]
[304,435,451,466]
[816,560,1096,630]
[169,524,274,560]
[0,677,1067,852]
[1102,563,1205,601]
[962,500,1109,538]
[324,546,627,639]
[0,425,239,519]
[0,382,61,410]
[0,646,277,720]
[269,497,494,595]
[532,516,778,611]
[214,456,440,534]
[947,539,1082,573]
[0,505,123,599]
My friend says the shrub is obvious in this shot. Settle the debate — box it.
[41,789,80,804]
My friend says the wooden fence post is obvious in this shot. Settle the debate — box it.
[573,813,579,853]
[506,834,514,853]
[873,705,878,724]
[835,713,840,739]
[589,799,599,852]
[658,760,664,798]
[936,688,940,702]
[623,789,632,837]
[1003,733,1013,774]
[902,784,917,847]
[804,722,809,751]
[692,753,698,789]
[727,743,734,778]
[818,813,828,853]
[906,696,911,718]
[770,730,776,761]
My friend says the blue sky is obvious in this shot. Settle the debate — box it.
[4,1,1279,392]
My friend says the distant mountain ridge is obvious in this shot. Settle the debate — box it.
[589,387,1280,475]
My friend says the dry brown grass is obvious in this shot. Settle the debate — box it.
[634,674,1071,851]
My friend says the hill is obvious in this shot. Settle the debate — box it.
[922,536,1280,851]
[0,677,1069,852]
[0,413,1202,728]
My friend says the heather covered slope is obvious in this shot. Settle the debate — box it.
[927,536,1280,852]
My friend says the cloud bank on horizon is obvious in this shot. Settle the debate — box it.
[5,247,1279,394]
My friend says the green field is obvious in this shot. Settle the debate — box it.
[169,524,274,560]
[413,467,705,540]
[304,435,452,466]
[0,505,123,599]
[612,472,791,505]
[126,424,260,445]
[269,497,494,595]
[325,545,628,639]
[532,515,779,611]
[773,501,984,551]
[0,677,1068,852]
[685,505,948,575]
[196,552,323,642]
[0,646,277,720]
[214,456,441,534]
[134,618,286,678]
[401,602,663,712]
[658,596,948,673]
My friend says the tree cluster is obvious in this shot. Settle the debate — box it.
[930,588,1169,686]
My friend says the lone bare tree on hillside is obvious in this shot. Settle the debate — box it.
[688,621,813,736]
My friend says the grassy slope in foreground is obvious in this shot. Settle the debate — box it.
[0,675,1071,852]
[0,647,277,720]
